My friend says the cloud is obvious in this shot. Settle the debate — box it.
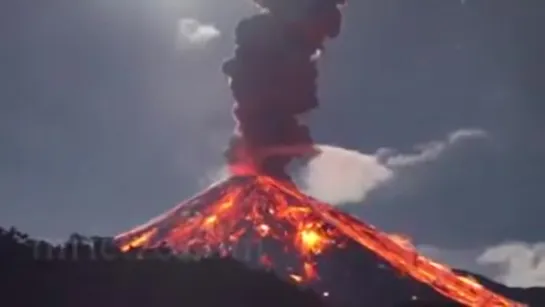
[414,243,545,288]
[477,242,545,287]
[296,129,487,206]
[298,145,393,205]
[177,18,221,49]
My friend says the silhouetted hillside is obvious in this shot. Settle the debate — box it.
[1,227,543,307]
[0,227,324,307]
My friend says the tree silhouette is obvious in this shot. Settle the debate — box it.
[0,227,325,307]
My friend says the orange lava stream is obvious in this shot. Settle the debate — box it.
[265,177,525,307]
[115,176,524,307]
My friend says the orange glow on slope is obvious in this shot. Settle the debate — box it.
[297,226,330,256]
[115,175,525,307]
[120,228,157,252]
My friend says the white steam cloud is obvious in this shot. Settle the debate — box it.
[478,242,545,287]
[297,128,487,206]
[417,242,545,288]
[177,18,221,49]
[383,128,488,167]
[299,145,393,205]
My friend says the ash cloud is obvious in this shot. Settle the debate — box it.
[222,0,346,177]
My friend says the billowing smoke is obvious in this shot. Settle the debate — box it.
[299,145,393,205]
[222,0,346,178]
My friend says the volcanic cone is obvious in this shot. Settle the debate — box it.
[116,175,524,307]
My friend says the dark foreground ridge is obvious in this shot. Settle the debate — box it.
[0,227,323,307]
[1,227,544,307]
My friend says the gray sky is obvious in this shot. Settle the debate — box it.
[1,0,544,286]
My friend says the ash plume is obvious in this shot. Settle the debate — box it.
[222,0,346,178]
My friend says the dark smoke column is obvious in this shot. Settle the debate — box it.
[222,0,346,179]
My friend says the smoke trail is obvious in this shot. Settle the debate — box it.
[222,0,346,178]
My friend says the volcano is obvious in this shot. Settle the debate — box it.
[116,0,527,305]
[115,175,525,307]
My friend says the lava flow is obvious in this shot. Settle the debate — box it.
[115,175,525,307]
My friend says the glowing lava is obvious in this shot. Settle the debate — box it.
[116,175,524,307]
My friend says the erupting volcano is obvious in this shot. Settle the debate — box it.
[116,1,525,306]
[116,175,524,306]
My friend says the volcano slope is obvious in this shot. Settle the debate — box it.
[115,175,526,307]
